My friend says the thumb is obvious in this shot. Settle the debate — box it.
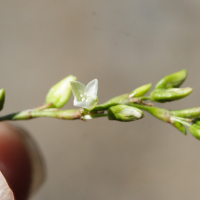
[0,122,45,200]
[0,171,14,200]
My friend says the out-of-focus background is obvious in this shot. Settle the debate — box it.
[1,1,200,199]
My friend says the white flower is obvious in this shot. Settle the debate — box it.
[70,79,98,110]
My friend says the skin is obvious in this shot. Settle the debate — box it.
[0,171,14,200]
[0,122,32,200]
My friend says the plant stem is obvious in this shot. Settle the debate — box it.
[93,97,151,112]
[139,96,150,100]
[170,117,191,127]
[0,109,82,121]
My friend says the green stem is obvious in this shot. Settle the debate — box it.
[34,103,53,111]
[139,96,151,100]
[170,117,191,127]
[93,96,151,112]
[93,103,118,111]
[0,109,81,121]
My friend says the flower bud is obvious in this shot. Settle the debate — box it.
[0,89,5,111]
[108,105,144,122]
[171,120,186,135]
[150,88,192,103]
[155,69,187,89]
[170,107,200,118]
[195,120,200,126]
[189,124,200,140]
[46,75,77,108]
[129,83,152,98]
[137,106,170,122]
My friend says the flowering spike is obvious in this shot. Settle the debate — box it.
[70,79,98,111]
[108,105,144,122]
[150,88,192,103]
[129,83,152,98]
[45,75,77,108]
[155,69,187,89]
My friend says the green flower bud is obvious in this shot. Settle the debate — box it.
[129,83,152,98]
[155,69,187,89]
[150,88,192,103]
[171,120,186,135]
[45,75,77,108]
[0,89,5,111]
[170,107,200,118]
[195,120,200,126]
[108,105,144,122]
[189,124,200,140]
[139,106,170,122]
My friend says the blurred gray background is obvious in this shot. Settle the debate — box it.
[1,1,200,199]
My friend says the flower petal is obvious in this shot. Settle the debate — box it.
[70,81,85,101]
[85,79,98,96]
[74,97,88,108]
[74,96,98,110]
[85,96,98,110]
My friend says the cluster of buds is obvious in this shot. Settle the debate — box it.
[1,69,199,200]
[128,70,200,140]
[169,108,200,139]
[149,70,192,103]
[91,69,200,140]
